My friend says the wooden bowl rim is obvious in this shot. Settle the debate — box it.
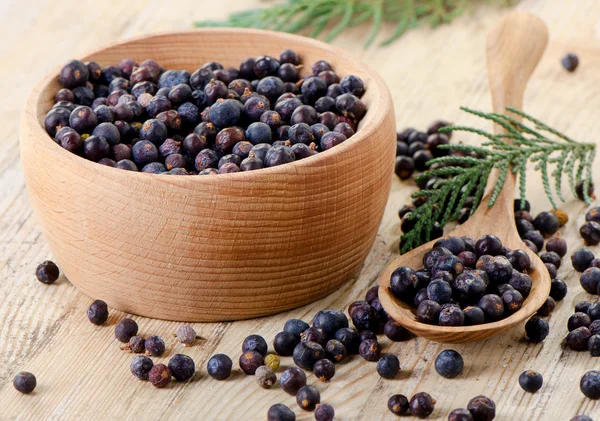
[23,28,393,187]
[378,238,551,341]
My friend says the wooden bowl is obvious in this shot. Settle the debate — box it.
[20,29,396,322]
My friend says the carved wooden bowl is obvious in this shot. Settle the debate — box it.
[20,29,396,321]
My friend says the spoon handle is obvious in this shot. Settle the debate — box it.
[471,12,548,226]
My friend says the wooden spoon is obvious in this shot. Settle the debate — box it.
[379,12,551,343]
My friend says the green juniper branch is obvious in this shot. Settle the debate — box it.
[195,0,518,47]
[400,107,596,253]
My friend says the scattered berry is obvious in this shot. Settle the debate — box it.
[297,385,320,411]
[207,354,232,380]
[409,392,436,418]
[518,370,543,393]
[255,365,277,389]
[35,261,59,284]
[388,394,409,415]
[114,318,139,343]
[434,349,464,379]
[280,367,307,395]
[130,355,154,380]
[13,372,36,394]
[87,299,109,325]
[148,363,171,388]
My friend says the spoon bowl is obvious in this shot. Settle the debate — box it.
[379,12,551,343]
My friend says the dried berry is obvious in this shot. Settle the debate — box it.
[359,339,381,362]
[572,248,595,272]
[409,392,436,418]
[580,221,600,246]
[580,370,600,399]
[35,260,59,284]
[144,335,166,357]
[284,319,310,341]
[475,234,503,256]
[383,320,409,342]
[580,267,600,294]
[562,53,580,72]
[239,350,264,375]
[334,327,360,354]
[567,327,591,351]
[207,354,232,380]
[519,370,543,393]
[122,336,145,353]
[313,359,335,382]
[130,355,154,380]
[533,211,559,237]
[267,404,296,421]
[13,372,36,394]
[525,317,549,343]
[175,325,198,347]
[297,385,320,411]
[115,318,139,343]
[242,334,268,356]
[467,395,496,421]
[301,327,328,348]
[550,278,568,301]
[293,341,325,370]
[478,294,504,321]
[377,354,400,379]
[86,299,109,325]
[60,60,89,89]
[435,349,464,379]
[280,367,306,396]
[449,409,474,421]
[417,300,442,324]
[589,335,600,357]
[148,363,171,388]
[388,394,409,415]
[312,310,348,338]
[255,365,277,389]
[314,403,334,421]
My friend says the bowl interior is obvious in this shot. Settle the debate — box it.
[33,28,389,181]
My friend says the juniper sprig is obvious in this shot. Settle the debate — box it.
[195,0,518,48]
[400,106,596,253]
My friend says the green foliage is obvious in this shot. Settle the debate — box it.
[400,107,596,253]
[195,0,518,47]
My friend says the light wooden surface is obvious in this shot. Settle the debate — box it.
[380,12,552,344]
[1,0,600,420]
[20,29,395,322]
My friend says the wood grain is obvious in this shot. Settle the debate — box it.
[1,0,600,420]
[20,29,396,322]
[379,12,552,343]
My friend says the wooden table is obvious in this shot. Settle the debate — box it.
[1,0,600,419]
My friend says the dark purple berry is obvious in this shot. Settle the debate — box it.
[168,354,195,381]
[13,372,36,394]
[359,339,381,361]
[59,60,89,89]
[87,299,108,325]
[144,335,165,357]
[239,350,264,375]
[519,370,543,393]
[335,93,366,119]
[581,221,600,246]
[502,289,523,314]
[549,278,568,301]
[296,385,320,411]
[384,320,409,341]
[314,403,334,421]
[569,312,592,331]
[377,354,400,379]
[254,56,280,78]
[435,349,464,378]
[325,339,346,362]
[293,341,325,370]
[409,392,436,418]
[148,363,171,388]
[280,367,306,395]
[478,294,504,321]
[207,354,232,380]
[274,331,297,356]
[388,394,409,415]
[417,300,441,324]
[264,145,295,167]
[334,327,360,354]
[464,306,485,325]
[301,327,327,348]
[130,355,153,380]
[114,318,138,343]
[467,395,496,421]
[449,408,474,421]
[568,327,592,351]
[242,334,268,356]
[525,317,549,343]
[562,53,580,72]
[267,404,296,421]
[83,135,110,162]
[313,358,335,382]
[580,370,600,399]
[35,260,59,284]
[505,249,531,272]
[475,234,503,256]
[340,75,365,97]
